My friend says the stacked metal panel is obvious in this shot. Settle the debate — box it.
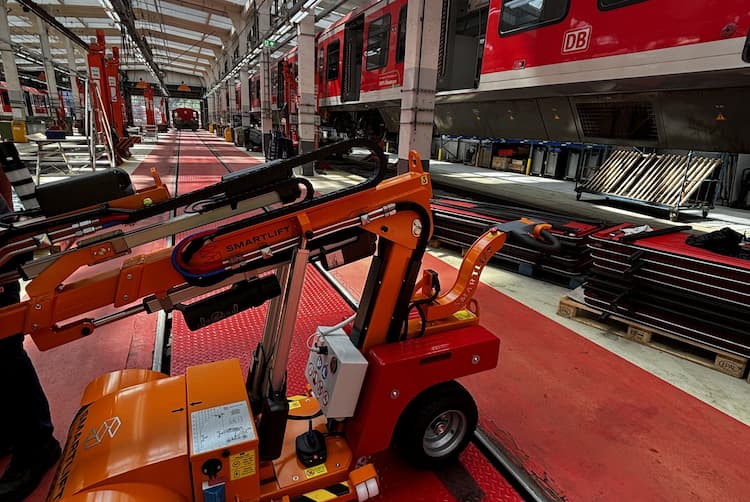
[430,196,605,284]
[584,224,750,358]
[577,150,721,218]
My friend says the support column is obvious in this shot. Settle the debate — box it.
[0,0,25,123]
[208,94,215,126]
[296,14,316,175]
[212,92,218,125]
[221,84,228,125]
[240,67,251,127]
[397,0,441,173]
[65,38,81,129]
[227,79,237,127]
[257,4,273,156]
[37,16,62,126]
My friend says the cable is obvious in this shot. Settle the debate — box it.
[401,270,441,340]
[287,409,323,421]
[306,313,357,352]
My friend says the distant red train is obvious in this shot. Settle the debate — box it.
[248,0,750,153]
[172,107,199,131]
[0,81,52,119]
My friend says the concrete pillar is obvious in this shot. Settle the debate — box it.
[219,85,227,124]
[65,38,81,126]
[208,94,215,125]
[259,48,273,132]
[213,91,218,124]
[397,0,441,173]
[0,0,26,121]
[296,14,316,174]
[240,67,251,127]
[37,17,62,125]
[227,79,236,126]
[257,5,273,155]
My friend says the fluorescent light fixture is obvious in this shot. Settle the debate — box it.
[302,0,321,10]
[277,24,292,36]
[290,10,308,24]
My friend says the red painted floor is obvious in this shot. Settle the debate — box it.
[407,254,750,502]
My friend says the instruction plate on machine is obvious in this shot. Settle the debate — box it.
[191,401,256,455]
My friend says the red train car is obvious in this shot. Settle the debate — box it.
[316,0,406,138]
[172,107,199,131]
[0,81,51,119]
[250,73,261,115]
[312,0,750,152]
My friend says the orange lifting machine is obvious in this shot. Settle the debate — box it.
[0,140,558,501]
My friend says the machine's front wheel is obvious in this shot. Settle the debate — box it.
[395,381,478,468]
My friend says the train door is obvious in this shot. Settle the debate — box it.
[277,60,285,111]
[342,15,364,102]
[437,0,488,91]
[23,91,33,117]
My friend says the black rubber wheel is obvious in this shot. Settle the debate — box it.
[394,381,478,468]
[576,192,582,201]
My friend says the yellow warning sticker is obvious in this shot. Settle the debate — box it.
[299,488,338,501]
[304,464,328,479]
[453,310,475,320]
[421,174,428,185]
[288,395,306,410]
[230,450,256,480]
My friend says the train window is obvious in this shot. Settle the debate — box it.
[327,41,340,81]
[318,46,325,82]
[366,14,391,70]
[499,0,569,36]
[598,0,646,11]
[396,6,407,63]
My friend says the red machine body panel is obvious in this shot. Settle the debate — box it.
[345,325,500,459]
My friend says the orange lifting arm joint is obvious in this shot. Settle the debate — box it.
[412,227,507,323]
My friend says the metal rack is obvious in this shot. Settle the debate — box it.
[576,149,721,220]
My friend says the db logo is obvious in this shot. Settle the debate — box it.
[562,26,591,54]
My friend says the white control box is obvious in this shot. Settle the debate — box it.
[305,327,368,420]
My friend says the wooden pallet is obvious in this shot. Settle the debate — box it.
[557,296,749,379]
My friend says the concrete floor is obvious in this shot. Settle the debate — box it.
[31,136,750,426]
